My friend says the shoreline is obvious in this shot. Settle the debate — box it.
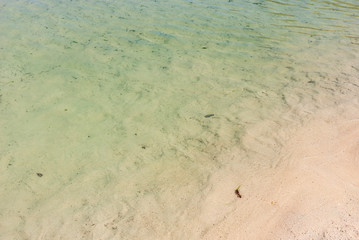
[202,99,359,239]
[1,0,358,238]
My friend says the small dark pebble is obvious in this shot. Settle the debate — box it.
[142,146,146,149]
[204,114,214,118]
[202,46,207,49]
[308,80,315,84]
[135,133,137,136]
[36,173,43,177]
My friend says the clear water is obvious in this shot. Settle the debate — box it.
[0,0,358,239]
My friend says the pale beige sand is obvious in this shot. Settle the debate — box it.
[1,1,359,238]
[202,100,359,239]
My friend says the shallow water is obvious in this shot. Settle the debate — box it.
[0,0,358,239]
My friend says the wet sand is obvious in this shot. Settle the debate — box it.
[2,96,358,240]
[203,100,359,239]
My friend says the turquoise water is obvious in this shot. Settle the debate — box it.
[0,0,358,239]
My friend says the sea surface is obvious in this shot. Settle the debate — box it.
[0,0,358,239]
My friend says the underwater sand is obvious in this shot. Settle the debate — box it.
[0,0,359,239]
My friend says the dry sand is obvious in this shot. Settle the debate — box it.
[202,100,359,239]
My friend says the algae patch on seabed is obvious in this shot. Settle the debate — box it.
[204,114,215,118]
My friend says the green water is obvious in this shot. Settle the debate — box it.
[0,0,358,239]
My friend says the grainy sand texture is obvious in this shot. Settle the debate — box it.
[1,0,359,239]
[202,100,359,240]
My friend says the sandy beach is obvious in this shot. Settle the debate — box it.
[202,100,359,239]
